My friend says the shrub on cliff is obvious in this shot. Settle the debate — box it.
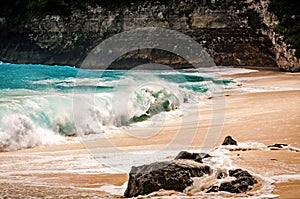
[268,0,300,58]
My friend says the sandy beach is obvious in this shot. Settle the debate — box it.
[0,67,299,198]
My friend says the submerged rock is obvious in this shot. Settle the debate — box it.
[222,136,238,145]
[128,93,179,125]
[267,143,288,148]
[129,114,150,123]
[124,159,211,197]
[207,169,257,193]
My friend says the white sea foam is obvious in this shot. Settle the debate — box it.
[237,86,300,93]
[271,174,300,182]
[220,142,268,151]
[213,67,258,75]
[0,80,193,151]
[0,114,64,151]
[98,182,128,195]
[191,66,258,77]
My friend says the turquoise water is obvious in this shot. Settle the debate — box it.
[0,62,231,151]
[0,62,231,93]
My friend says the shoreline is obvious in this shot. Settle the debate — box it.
[0,68,299,198]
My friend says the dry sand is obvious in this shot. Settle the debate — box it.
[0,67,299,198]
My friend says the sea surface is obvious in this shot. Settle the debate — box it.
[0,62,240,152]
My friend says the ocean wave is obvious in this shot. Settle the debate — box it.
[0,63,231,152]
[0,114,65,152]
[0,83,195,151]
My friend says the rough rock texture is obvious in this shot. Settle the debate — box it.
[207,169,257,193]
[0,0,288,69]
[219,169,257,193]
[124,151,259,197]
[222,136,238,145]
[124,159,211,197]
[248,0,300,72]
[174,151,211,163]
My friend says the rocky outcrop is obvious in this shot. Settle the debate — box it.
[124,150,258,197]
[0,0,298,71]
[207,169,257,193]
[222,135,238,145]
[248,0,300,72]
[124,159,212,197]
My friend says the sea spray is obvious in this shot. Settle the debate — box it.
[0,113,64,151]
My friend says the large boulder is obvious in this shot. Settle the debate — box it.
[124,150,258,197]
[124,159,211,197]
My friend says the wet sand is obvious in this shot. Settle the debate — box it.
[0,67,299,198]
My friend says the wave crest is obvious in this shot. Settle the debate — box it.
[0,114,64,151]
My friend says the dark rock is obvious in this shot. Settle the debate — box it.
[206,169,257,193]
[174,151,211,163]
[200,153,212,159]
[129,114,150,123]
[124,160,211,197]
[206,185,219,193]
[211,169,257,193]
[217,171,227,179]
[229,169,253,179]
[267,144,288,148]
[219,182,240,193]
[222,136,237,145]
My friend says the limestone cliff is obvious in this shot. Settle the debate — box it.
[248,0,300,71]
[0,0,298,71]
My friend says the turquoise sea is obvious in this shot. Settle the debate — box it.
[0,62,231,151]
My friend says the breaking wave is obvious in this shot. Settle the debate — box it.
[0,62,233,151]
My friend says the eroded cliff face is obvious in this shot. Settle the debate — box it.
[0,0,298,71]
[248,0,300,72]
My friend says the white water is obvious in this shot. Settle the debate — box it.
[1,65,240,152]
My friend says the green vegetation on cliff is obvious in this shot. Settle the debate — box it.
[268,0,300,57]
